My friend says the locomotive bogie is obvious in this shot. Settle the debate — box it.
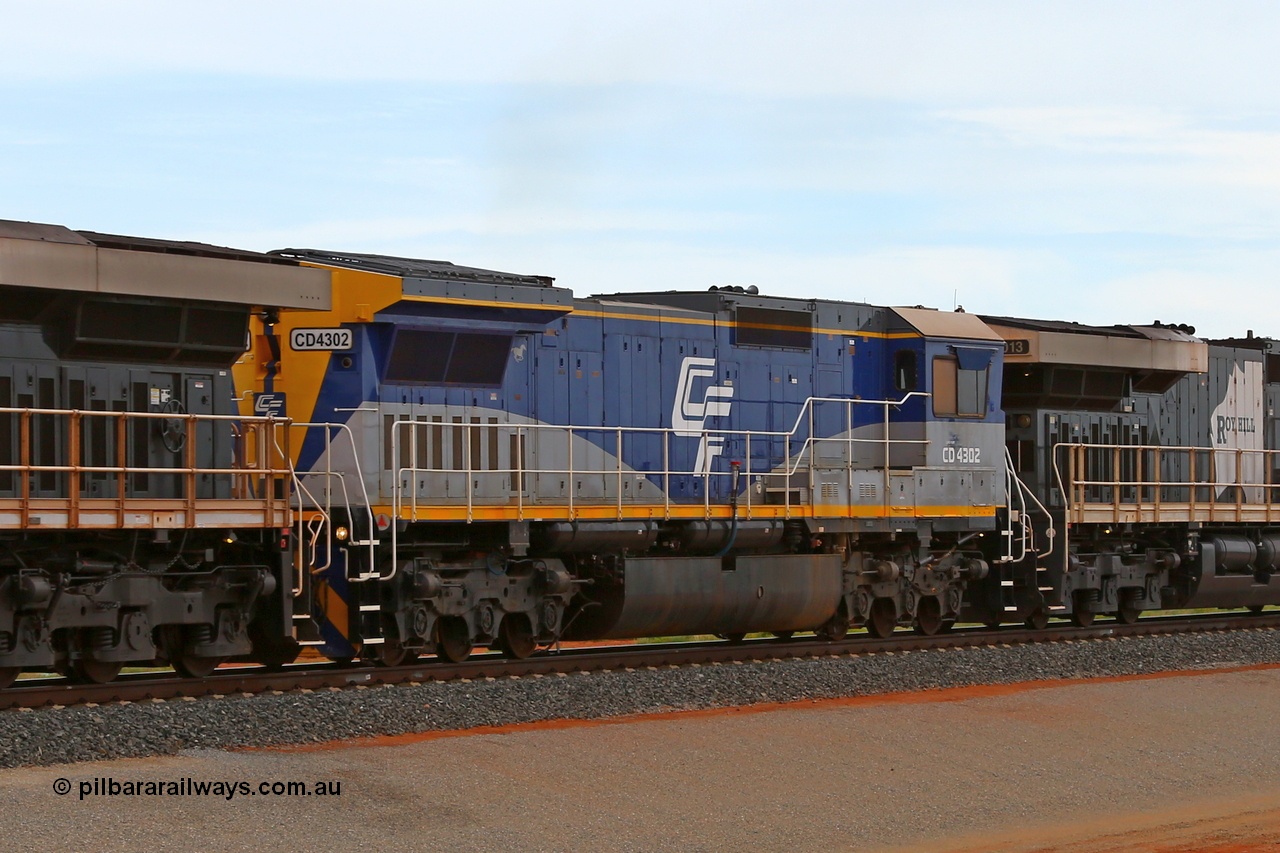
[357,553,573,662]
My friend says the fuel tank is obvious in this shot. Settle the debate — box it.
[566,553,845,639]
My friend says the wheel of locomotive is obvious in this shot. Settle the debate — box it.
[1024,607,1050,631]
[815,605,850,642]
[865,598,897,639]
[914,596,944,636]
[497,614,537,660]
[0,667,19,690]
[160,626,225,679]
[1115,590,1142,625]
[68,659,123,685]
[982,619,1001,630]
[1070,591,1095,627]
[174,653,224,679]
[772,631,796,641]
[374,637,418,667]
[1248,605,1266,615]
[718,632,748,644]
[436,617,473,663]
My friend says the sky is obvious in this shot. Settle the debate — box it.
[1,1,1278,337]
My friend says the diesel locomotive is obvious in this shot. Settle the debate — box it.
[0,218,1277,686]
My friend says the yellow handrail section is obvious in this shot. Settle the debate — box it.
[0,406,294,530]
[1053,441,1280,526]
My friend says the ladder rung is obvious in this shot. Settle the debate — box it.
[1004,606,1020,612]
[358,604,380,612]
[1000,580,1014,587]
[361,637,385,645]
[1038,586,1055,592]
[1049,606,1068,611]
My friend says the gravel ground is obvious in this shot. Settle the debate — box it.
[2,628,1278,768]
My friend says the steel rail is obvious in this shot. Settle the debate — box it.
[4,612,1279,711]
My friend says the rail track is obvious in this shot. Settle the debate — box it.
[4,612,1279,711]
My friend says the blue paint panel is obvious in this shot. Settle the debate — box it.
[293,295,1005,499]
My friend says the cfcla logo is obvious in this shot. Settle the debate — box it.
[671,356,733,475]
[253,392,286,418]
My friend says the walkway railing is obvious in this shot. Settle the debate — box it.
[0,406,294,530]
[1053,441,1280,525]
[390,392,935,524]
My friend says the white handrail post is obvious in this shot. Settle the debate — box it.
[567,427,574,520]
[663,430,670,520]
[807,400,815,510]
[516,424,525,522]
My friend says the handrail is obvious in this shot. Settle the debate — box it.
[275,421,380,583]
[1003,445,1056,563]
[389,391,943,526]
[0,406,294,528]
[1052,440,1278,525]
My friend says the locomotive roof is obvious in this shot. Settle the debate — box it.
[982,312,1207,376]
[272,248,556,288]
[980,314,1198,342]
[0,219,330,310]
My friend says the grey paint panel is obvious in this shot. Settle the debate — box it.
[0,237,330,309]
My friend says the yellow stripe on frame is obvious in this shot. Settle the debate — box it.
[384,503,998,522]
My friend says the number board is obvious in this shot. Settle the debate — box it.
[290,328,353,351]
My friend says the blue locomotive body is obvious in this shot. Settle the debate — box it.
[263,252,1005,660]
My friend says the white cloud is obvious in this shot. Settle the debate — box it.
[2,2,1279,107]
[942,108,1280,184]
[200,209,756,253]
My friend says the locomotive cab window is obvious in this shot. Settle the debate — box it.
[385,329,512,386]
[932,356,988,417]
[894,350,918,392]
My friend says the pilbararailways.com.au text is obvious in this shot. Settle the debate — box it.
[53,777,341,800]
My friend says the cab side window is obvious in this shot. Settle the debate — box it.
[894,350,917,392]
[932,356,987,417]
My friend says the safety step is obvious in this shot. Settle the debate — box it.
[1049,606,1068,611]
[361,637,385,645]
[1038,586,1055,592]
[1000,580,1014,587]
[349,539,380,547]
[1004,606,1020,612]
[358,604,381,612]
[298,640,326,646]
